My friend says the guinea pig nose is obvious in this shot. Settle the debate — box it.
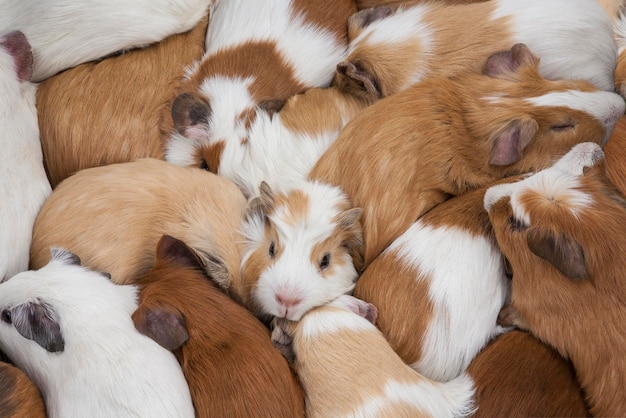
[275,293,302,309]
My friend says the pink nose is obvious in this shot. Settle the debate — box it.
[275,293,302,309]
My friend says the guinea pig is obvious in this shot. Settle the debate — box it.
[0,31,51,281]
[200,85,372,199]
[37,11,208,188]
[484,142,626,417]
[0,0,212,81]
[271,294,475,418]
[311,42,625,268]
[467,330,589,417]
[335,0,617,101]
[238,181,363,322]
[605,114,626,196]
[133,235,305,417]
[29,159,247,295]
[353,182,510,382]
[0,361,47,418]
[0,248,194,418]
[162,0,357,188]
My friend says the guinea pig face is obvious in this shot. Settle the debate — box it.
[241,182,363,322]
[484,142,607,283]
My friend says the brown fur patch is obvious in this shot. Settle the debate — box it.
[468,331,589,417]
[196,140,225,173]
[135,240,304,417]
[605,115,626,196]
[292,0,356,39]
[0,362,46,418]
[37,13,209,188]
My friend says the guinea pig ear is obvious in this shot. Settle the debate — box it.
[330,295,378,324]
[335,61,381,100]
[526,227,589,282]
[349,6,394,31]
[171,92,211,141]
[132,304,189,351]
[11,301,65,353]
[50,248,81,266]
[0,31,33,82]
[484,43,540,79]
[155,235,204,272]
[246,181,276,221]
[191,247,231,291]
[338,208,365,274]
[489,118,539,166]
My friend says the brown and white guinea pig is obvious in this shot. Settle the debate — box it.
[354,0,487,10]
[335,0,617,101]
[162,0,357,189]
[310,43,625,268]
[0,361,47,418]
[467,330,589,418]
[353,182,510,382]
[484,142,626,417]
[132,235,305,418]
[238,181,363,322]
[37,12,208,188]
[183,84,371,199]
[271,295,475,418]
[29,159,246,292]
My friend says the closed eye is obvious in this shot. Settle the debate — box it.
[550,122,576,131]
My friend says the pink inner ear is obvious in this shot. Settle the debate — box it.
[1,31,33,82]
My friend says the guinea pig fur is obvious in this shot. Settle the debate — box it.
[29,159,247,294]
[0,361,47,418]
[310,43,625,268]
[353,182,510,382]
[467,330,589,418]
[605,115,626,196]
[0,248,194,418]
[239,181,363,322]
[133,235,305,418]
[613,6,626,98]
[37,11,208,188]
[0,0,212,81]
[271,294,475,418]
[162,0,357,187]
[484,142,626,417]
[0,31,51,281]
[335,0,617,101]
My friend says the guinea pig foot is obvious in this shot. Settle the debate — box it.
[271,318,295,363]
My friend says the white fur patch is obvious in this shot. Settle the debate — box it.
[389,221,508,381]
[205,0,345,86]
[491,0,617,91]
[298,307,374,339]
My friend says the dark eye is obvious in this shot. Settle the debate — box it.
[199,158,210,171]
[508,216,528,232]
[269,241,276,258]
[319,253,331,271]
[1,310,11,324]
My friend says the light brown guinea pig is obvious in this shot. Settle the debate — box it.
[29,158,246,291]
[36,12,208,188]
[309,43,625,268]
[0,361,47,418]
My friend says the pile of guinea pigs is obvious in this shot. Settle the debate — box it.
[1,0,626,416]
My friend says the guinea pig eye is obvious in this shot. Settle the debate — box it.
[268,241,276,258]
[199,158,210,171]
[550,121,576,131]
[319,253,331,271]
[1,310,11,324]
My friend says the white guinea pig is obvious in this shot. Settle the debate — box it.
[0,248,194,418]
[0,0,213,81]
[0,31,51,282]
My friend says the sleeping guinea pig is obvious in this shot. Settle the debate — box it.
[0,31,51,281]
[311,43,625,268]
[29,159,246,295]
[335,0,617,101]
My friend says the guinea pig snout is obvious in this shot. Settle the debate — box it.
[274,291,303,319]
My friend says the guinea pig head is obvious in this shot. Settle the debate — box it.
[164,77,285,182]
[484,142,610,287]
[464,43,625,177]
[240,181,363,322]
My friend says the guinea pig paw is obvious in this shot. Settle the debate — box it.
[555,142,604,176]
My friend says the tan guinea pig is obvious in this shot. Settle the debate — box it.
[29,158,246,291]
